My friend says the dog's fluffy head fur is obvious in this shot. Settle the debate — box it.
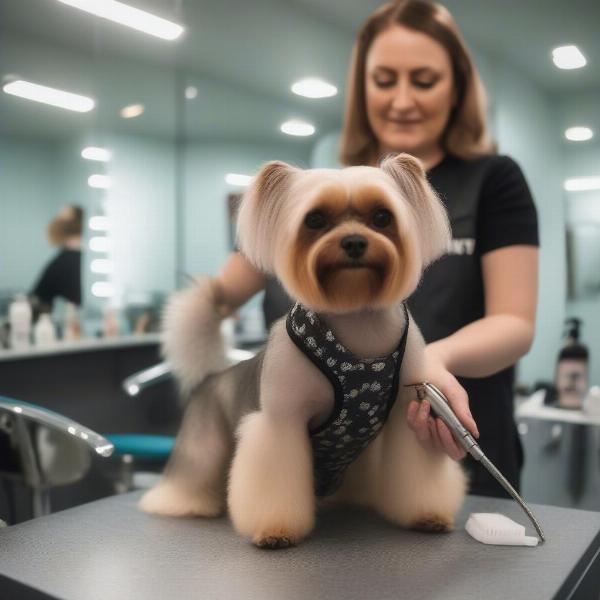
[237,153,450,313]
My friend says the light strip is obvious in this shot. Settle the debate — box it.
[89,216,109,231]
[56,0,184,41]
[2,79,94,112]
[91,259,113,274]
[91,281,115,298]
[89,236,111,252]
[225,173,252,186]
[82,146,111,161]
[564,177,600,192]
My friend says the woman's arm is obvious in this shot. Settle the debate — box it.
[406,244,538,459]
[427,245,538,377]
[213,251,267,315]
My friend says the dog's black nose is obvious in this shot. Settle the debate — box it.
[341,235,368,259]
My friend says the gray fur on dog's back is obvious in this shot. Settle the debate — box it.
[161,352,264,499]
[187,350,264,432]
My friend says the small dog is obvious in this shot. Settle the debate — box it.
[140,153,467,548]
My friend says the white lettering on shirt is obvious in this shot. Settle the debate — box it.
[447,238,475,255]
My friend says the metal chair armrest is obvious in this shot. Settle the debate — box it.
[122,348,257,397]
[0,396,114,457]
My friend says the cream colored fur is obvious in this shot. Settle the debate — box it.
[228,412,315,546]
[161,276,229,395]
[140,154,467,547]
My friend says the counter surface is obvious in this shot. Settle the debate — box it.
[517,389,600,426]
[0,333,162,362]
[0,491,599,600]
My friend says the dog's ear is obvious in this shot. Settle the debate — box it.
[380,153,451,266]
[236,161,298,272]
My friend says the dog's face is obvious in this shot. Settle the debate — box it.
[237,153,450,314]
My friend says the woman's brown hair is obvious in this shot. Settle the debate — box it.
[48,205,84,245]
[339,0,494,166]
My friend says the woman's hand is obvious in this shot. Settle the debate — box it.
[406,344,479,461]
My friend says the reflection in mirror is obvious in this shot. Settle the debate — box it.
[0,0,181,340]
[0,0,599,387]
[566,224,600,300]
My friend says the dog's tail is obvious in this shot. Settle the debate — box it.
[161,277,231,395]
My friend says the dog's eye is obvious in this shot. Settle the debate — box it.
[304,210,328,230]
[372,209,392,228]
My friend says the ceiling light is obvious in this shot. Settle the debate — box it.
[81,146,111,161]
[552,45,587,69]
[120,103,144,118]
[564,177,600,192]
[291,78,338,99]
[280,119,316,137]
[2,79,94,112]
[225,173,252,186]
[56,0,184,41]
[91,281,115,298]
[89,216,110,231]
[185,86,198,99]
[564,127,593,142]
[88,174,111,189]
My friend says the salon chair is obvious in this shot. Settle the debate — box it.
[0,396,113,523]
[109,348,256,492]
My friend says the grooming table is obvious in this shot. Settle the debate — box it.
[0,491,599,600]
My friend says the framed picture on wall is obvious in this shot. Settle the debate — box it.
[227,193,243,250]
[566,223,600,299]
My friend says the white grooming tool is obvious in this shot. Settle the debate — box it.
[466,513,539,546]
[409,383,546,544]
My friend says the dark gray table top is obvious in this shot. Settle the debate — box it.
[1,491,599,600]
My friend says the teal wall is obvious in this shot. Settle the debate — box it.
[182,140,312,278]
[103,133,177,303]
[0,136,65,293]
[490,59,566,386]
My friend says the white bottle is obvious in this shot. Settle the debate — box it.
[34,314,57,347]
[103,308,120,338]
[9,295,32,350]
[63,303,82,341]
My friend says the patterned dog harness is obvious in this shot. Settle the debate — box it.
[286,302,409,497]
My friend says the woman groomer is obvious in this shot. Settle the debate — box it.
[212,0,539,498]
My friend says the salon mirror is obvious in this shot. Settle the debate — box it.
[1,0,599,380]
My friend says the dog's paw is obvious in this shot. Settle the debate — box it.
[410,515,453,533]
[254,534,298,550]
[139,481,223,518]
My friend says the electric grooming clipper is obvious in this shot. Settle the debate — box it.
[409,382,545,543]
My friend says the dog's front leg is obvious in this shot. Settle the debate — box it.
[227,320,330,548]
[228,411,315,548]
[375,391,467,532]
[374,318,467,532]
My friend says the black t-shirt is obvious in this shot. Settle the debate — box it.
[31,248,82,307]
[261,153,539,497]
[409,154,538,497]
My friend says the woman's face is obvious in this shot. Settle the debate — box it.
[365,25,455,162]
